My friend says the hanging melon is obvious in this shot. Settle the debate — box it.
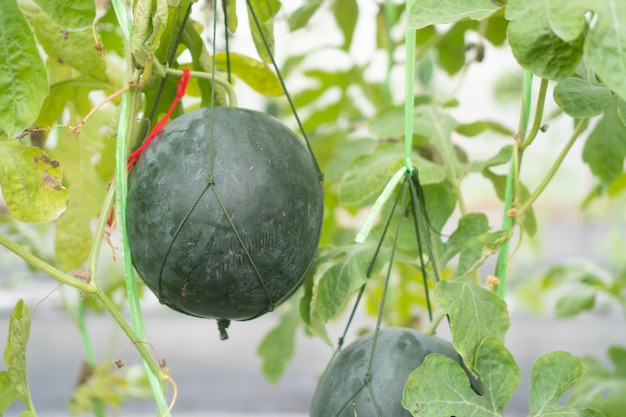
[310,327,482,417]
[126,106,323,323]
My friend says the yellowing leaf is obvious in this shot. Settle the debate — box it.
[0,141,68,223]
[0,0,49,138]
[215,52,283,96]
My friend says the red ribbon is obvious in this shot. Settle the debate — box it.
[127,68,191,171]
[108,68,191,227]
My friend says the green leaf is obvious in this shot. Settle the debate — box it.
[22,6,107,82]
[31,0,95,29]
[456,121,515,138]
[568,346,626,417]
[214,52,283,96]
[408,0,501,30]
[555,287,596,317]
[554,78,612,118]
[468,145,514,173]
[434,280,509,370]
[225,0,238,32]
[3,300,34,411]
[414,106,463,184]
[288,0,323,31]
[338,142,445,207]
[0,141,68,223]
[506,0,584,79]
[528,351,603,417]
[402,337,520,417]
[332,0,358,50]
[454,230,512,279]
[0,0,49,138]
[586,0,626,101]
[313,243,387,322]
[257,304,301,384]
[0,371,20,413]
[441,213,490,266]
[50,124,107,270]
[247,0,281,63]
[582,97,626,185]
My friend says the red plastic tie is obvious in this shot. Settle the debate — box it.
[108,68,191,228]
[127,68,191,171]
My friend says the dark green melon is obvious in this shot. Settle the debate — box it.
[310,327,482,417]
[126,107,323,322]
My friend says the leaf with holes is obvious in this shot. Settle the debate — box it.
[0,141,68,223]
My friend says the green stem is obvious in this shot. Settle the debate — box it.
[75,297,106,417]
[166,68,237,107]
[423,309,446,336]
[88,184,116,282]
[494,160,515,298]
[404,26,416,171]
[93,290,167,381]
[0,234,96,293]
[520,78,549,151]
[494,71,534,297]
[115,86,170,414]
[517,118,589,218]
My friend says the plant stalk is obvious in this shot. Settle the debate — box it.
[517,118,589,218]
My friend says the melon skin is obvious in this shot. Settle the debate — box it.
[310,327,481,417]
[126,107,323,321]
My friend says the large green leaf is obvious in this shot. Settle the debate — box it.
[568,346,626,417]
[582,97,626,185]
[338,142,445,207]
[414,105,463,184]
[247,0,281,63]
[214,52,283,96]
[528,351,604,417]
[257,303,301,384]
[408,0,501,30]
[585,0,626,101]
[31,0,95,29]
[313,243,387,322]
[0,0,49,138]
[402,337,520,417]
[506,0,585,79]
[22,6,108,82]
[0,141,68,223]
[554,78,613,118]
[434,280,509,371]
